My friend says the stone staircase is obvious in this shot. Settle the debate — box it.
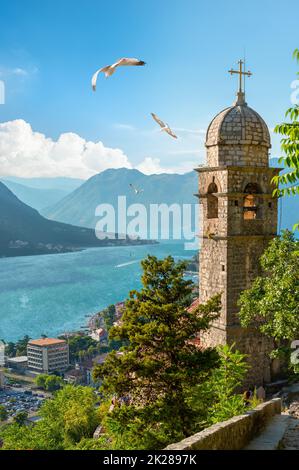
[244,413,291,450]
[244,396,299,450]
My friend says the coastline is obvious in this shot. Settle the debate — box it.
[0,243,197,343]
[0,238,159,260]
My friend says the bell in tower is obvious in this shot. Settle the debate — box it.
[196,60,280,386]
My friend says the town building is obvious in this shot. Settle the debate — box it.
[0,341,5,367]
[7,356,28,372]
[64,364,86,385]
[27,338,69,374]
[0,369,4,389]
[89,327,107,342]
[197,60,280,386]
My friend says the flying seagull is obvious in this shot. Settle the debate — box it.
[92,58,146,91]
[129,183,144,195]
[151,113,177,139]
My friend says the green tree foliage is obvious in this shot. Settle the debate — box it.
[189,344,249,426]
[13,411,28,426]
[238,231,299,361]
[93,255,221,449]
[101,305,116,332]
[0,405,8,422]
[16,335,31,356]
[35,374,47,390]
[0,424,38,450]
[72,436,111,450]
[4,335,31,358]
[0,385,100,450]
[35,374,63,392]
[4,342,16,358]
[272,49,299,230]
[64,335,99,362]
[39,386,99,445]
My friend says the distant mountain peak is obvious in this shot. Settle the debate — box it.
[0,181,154,257]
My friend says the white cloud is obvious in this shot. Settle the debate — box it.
[0,119,132,178]
[136,157,167,175]
[0,119,202,179]
[136,157,199,175]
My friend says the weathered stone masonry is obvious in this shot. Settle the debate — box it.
[197,89,280,386]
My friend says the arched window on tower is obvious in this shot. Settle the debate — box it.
[243,183,262,220]
[207,182,218,219]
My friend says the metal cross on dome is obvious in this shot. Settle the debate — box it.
[228,59,252,93]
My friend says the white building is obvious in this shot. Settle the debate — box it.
[89,328,107,342]
[7,356,28,371]
[0,369,4,389]
[0,340,5,367]
[27,338,69,374]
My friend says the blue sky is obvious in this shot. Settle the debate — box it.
[0,0,298,178]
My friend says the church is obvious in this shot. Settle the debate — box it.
[196,60,280,386]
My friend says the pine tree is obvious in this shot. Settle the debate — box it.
[93,255,221,448]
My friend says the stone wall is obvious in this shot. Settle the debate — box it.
[197,162,280,386]
[226,236,270,323]
[165,398,282,450]
[199,234,274,385]
[207,143,269,168]
[200,324,273,386]
[199,237,227,327]
[227,326,273,385]
[197,166,280,238]
[197,99,281,388]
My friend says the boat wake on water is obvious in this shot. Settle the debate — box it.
[115,260,141,268]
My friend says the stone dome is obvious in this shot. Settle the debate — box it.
[206,102,271,149]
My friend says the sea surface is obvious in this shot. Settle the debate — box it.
[0,242,197,342]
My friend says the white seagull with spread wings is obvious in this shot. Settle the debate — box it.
[92,58,146,91]
[129,183,144,195]
[151,113,177,139]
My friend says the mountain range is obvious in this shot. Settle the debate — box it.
[41,165,299,234]
[42,168,198,235]
[2,176,83,191]
[0,182,155,257]
[1,161,298,257]
[0,177,83,211]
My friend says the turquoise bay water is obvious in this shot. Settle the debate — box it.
[0,242,196,342]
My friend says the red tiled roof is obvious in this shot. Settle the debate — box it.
[188,336,201,349]
[187,298,200,313]
[29,338,66,347]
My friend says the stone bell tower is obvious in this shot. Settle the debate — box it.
[197,60,280,385]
